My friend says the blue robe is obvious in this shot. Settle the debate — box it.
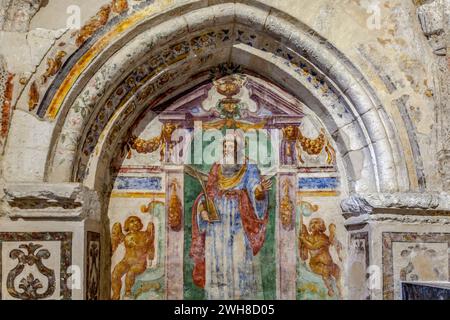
[195,163,268,299]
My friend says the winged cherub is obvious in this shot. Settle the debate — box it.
[299,218,343,298]
[111,216,155,300]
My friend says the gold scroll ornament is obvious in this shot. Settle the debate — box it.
[168,179,183,231]
[280,179,294,230]
[41,51,67,85]
[297,128,336,164]
[28,81,39,111]
[74,4,111,47]
[112,0,129,14]
[282,125,336,165]
[130,123,179,162]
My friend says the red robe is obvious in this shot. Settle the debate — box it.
[189,163,269,288]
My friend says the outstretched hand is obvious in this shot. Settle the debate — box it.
[260,178,273,192]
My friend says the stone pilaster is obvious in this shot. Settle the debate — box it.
[164,166,184,300]
[416,0,450,191]
[342,192,450,300]
[276,172,297,300]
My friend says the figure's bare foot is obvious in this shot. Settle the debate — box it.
[111,293,120,300]
[336,285,343,298]
[123,293,133,300]
[323,277,335,297]
[328,288,335,297]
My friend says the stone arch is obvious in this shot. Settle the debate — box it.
[27,1,410,195]
[1,0,445,302]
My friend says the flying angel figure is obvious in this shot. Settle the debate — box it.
[111,216,155,300]
[299,218,343,298]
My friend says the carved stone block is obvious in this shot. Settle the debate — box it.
[417,0,446,37]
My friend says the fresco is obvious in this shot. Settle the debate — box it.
[296,198,345,300]
[183,168,277,300]
[109,177,166,300]
[382,232,450,300]
[107,73,346,300]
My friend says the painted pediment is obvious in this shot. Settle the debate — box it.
[159,74,305,128]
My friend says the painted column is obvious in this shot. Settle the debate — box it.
[276,172,297,299]
[165,167,184,299]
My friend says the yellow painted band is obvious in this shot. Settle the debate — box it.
[111,192,166,198]
[297,191,340,197]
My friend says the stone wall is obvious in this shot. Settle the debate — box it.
[0,0,448,300]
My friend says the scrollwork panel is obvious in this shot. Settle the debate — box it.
[0,232,72,300]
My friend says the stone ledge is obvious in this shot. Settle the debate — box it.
[341,192,450,218]
[1,183,100,221]
[344,213,450,230]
